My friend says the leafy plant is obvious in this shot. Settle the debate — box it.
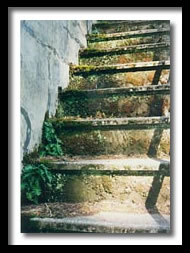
[40,121,63,157]
[21,164,53,204]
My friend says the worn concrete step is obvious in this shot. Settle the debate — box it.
[88,28,170,43]
[92,20,170,34]
[57,85,170,118]
[80,42,170,57]
[21,156,170,221]
[88,29,170,50]
[96,20,168,24]
[43,156,170,175]
[51,116,170,131]
[69,60,170,90]
[40,158,170,203]
[71,60,170,76]
[50,117,170,157]
[79,42,170,66]
[21,212,170,233]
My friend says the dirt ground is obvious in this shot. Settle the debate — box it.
[21,199,169,219]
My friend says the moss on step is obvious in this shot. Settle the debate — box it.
[81,42,169,57]
[92,20,170,34]
[88,36,163,50]
[70,64,98,73]
[53,128,170,157]
[70,61,170,77]
[80,49,169,66]
[57,93,170,119]
[87,30,170,44]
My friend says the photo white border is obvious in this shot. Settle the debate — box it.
[9,7,182,245]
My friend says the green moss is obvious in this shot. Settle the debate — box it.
[87,33,109,41]
[57,93,164,119]
[88,36,160,50]
[88,33,169,44]
[79,51,155,66]
[70,64,97,72]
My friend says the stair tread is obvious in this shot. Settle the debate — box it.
[80,42,170,57]
[42,157,170,176]
[23,211,170,233]
[51,116,170,128]
[92,20,170,34]
[62,84,170,96]
[48,157,169,168]
[88,28,170,42]
[94,20,169,26]
[71,60,170,75]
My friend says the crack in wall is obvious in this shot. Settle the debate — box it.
[47,53,51,82]
[21,21,87,64]
[61,21,86,48]
[22,21,63,62]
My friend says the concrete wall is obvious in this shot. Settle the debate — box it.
[21,20,93,161]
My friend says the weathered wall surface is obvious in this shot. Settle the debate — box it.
[21,20,93,161]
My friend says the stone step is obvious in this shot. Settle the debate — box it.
[80,42,170,58]
[88,28,170,43]
[96,20,168,24]
[52,116,170,131]
[41,158,170,204]
[21,157,170,225]
[92,20,170,34]
[50,117,170,157]
[88,29,170,50]
[71,60,170,76]
[69,60,170,90]
[79,42,170,66]
[21,212,170,233]
[57,85,170,118]
[43,156,170,175]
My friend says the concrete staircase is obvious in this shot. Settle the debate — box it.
[21,20,170,233]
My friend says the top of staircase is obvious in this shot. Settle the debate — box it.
[87,28,170,42]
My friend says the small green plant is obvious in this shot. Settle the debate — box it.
[40,121,63,157]
[21,164,53,204]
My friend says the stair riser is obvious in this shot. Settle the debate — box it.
[56,128,170,157]
[34,173,170,214]
[92,21,170,34]
[80,48,169,66]
[57,94,170,118]
[69,70,170,90]
[88,35,170,50]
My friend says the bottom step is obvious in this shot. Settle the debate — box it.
[22,212,170,233]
